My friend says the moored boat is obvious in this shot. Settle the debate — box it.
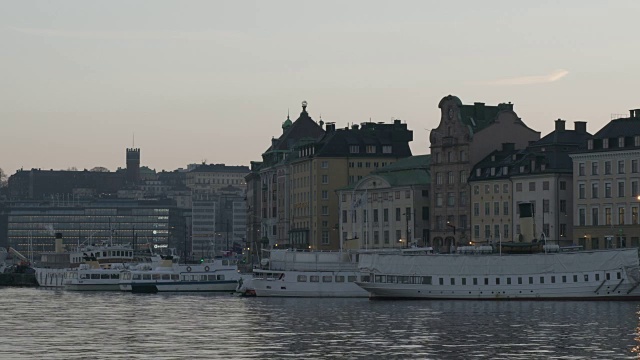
[356,247,640,300]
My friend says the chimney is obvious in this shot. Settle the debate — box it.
[574,121,587,133]
[631,109,640,118]
[55,233,64,253]
[351,124,359,130]
[326,123,335,133]
[555,119,566,131]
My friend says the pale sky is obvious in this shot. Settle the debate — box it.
[1,1,639,176]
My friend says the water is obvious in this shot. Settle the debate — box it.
[1,288,639,359]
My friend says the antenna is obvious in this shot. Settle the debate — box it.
[132,133,135,147]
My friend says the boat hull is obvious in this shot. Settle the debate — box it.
[64,283,122,291]
[34,268,66,287]
[121,280,238,293]
[251,270,369,298]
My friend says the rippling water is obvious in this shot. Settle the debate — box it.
[1,288,639,359]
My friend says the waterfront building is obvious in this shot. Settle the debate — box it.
[429,95,540,250]
[186,163,249,194]
[570,109,640,248]
[5,198,182,259]
[337,155,431,250]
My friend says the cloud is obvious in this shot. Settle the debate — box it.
[487,69,569,86]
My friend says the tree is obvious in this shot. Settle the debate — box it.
[66,166,78,171]
[0,167,7,188]
[90,166,110,172]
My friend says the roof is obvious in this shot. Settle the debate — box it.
[311,121,413,158]
[189,164,250,173]
[375,154,430,172]
[593,116,640,139]
[338,155,431,191]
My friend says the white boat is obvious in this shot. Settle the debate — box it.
[248,249,372,298]
[119,258,241,293]
[63,261,128,291]
[356,246,640,300]
[35,243,136,288]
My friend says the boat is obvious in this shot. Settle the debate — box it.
[119,257,241,293]
[63,249,180,291]
[356,246,640,300]
[0,247,38,287]
[247,249,373,298]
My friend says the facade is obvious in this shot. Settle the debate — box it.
[430,95,540,250]
[6,198,181,259]
[186,163,249,194]
[570,109,640,249]
[338,155,431,250]
[288,119,413,250]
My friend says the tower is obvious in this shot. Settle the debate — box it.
[126,148,140,184]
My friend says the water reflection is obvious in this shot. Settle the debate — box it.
[0,288,638,359]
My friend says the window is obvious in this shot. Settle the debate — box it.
[485,185,490,194]
[405,190,411,199]
[494,184,500,194]
[342,210,347,223]
[579,208,586,226]
[543,181,549,190]
[579,163,585,176]
[460,171,467,184]
[396,208,401,221]
[322,175,328,184]
[592,182,599,198]
[485,202,490,215]
[448,172,455,184]
[474,225,480,238]
[396,229,402,241]
[605,161,612,175]
[321,231,329,244]
[618,181,625,197]
[494,201,500,216]
[373,231,379,245]
[473,203,480,216]
[543,199,549,213]
[405,207,412,221]
[516,183,522,192]
[447,193,455,206]
[459,191,467,206]
[485,225,490,238]
[605,208,612,225]
[632,207,638,225]
[321,161,329,169]
[592,162,599,175]
[560,181,566,190]
[321,190,328,200]
[605,182,612,198]
[436,193,443,207]
[591,207,599,226]
[383,209,389,222]
[382,145,392,154]
[503,224,509,239]
[632,181,639,198]
[560,200,566,213]
[619,207,625,225]
[422,206,429,221]
[529,182,536,191]
[474,186,480,195]
[579,184,585,199]
[322,206,328,215]
[366,145,376,154]
[384,231,390,244]
[503,184,508,193]
[633,159,638,173]
[618,160,625,174]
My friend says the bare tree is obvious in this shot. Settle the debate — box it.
[90,166,110,172]
[66,166,78,171]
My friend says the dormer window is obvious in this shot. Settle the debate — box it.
[503,166,508,175]
[520,166,525,173]
[635,136,640,147]
[541,164,546,171]
[366,145,376,154]
[619,137,625,148]
[490,167,495,176]
[603,138,609,149]
[382,145,392,154]
[588,139,593,150]
[350,145,360,154]
[476,168,481,177]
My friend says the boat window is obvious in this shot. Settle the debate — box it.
[347,276,357,282]
[584,274,589,282]
[323,276,332,283]
[91,274,100,279]
[484,278,489,285]
[143,274,151,280]
[152,274,161,280]
[80,274,88,279]
[133,274,141,280]
[310,276,320,282]
[573,275,578,282]
[361,275,370,282]
[297,275,308,282]
[606,273,611,280]
[387,276,396,283]
[529,277,533,284]
[540,277,544,284]
[398,276,410,284]
[113,274,119,279]
[335,276,345,283]
[551,276,555,283]
[595,274,600,281]
[495,278,500,285]
[375,275,384,283]
[518,277,522,285]
[462,278,467,285]
[617,272,621,280]
[217,275,225,280]
[161,274,170,280]
[208,275,216,281]
[450,278,455,285]
[473,278,478,285]
[439,278,444,285]
[171,275,179,280]
[103,252,107,257]
[100,274,110,279]
[222,260,229,266]
[562,276,567,283]
[422,276,432,285]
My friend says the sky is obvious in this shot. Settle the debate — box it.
[1,1,639,176]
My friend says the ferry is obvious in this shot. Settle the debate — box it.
[356,245,640,300]
[119,257,241,293]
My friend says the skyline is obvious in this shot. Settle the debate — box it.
[2,1,640,175]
